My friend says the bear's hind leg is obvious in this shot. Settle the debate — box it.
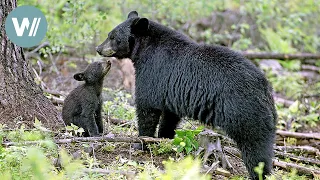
[95,104,104,134]
[238,138,274,180]
[137,107,161,137]
[227,126,274,180]
[158,111,180,139]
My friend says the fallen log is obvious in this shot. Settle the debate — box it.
[273,96,294,107]
[2,136,168,147]
[274,150,320,165]
[83,168,136,178]
[273,160,320,176]
[274,145,320,156]
[242,52,320,60]
[276,130,320,140]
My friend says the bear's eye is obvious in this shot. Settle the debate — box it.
[116,39,121,44]
[109,35,114,40]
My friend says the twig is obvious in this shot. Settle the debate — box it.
[2,136,168,147]
[83,168,136,177]
[204,161,220,175]
[49,96,64,105]
[48,51,60,75]
[274,145,320,156]
[273,160,320,175]
[109,118,132,127]
[214,168,232,177]
[273,96,294,107]
[301,65,320,72]
[302,94,320,98]
[274,150,320,165]
[43,89,67,97]
[25,42,50,59]
[276,130,320,140]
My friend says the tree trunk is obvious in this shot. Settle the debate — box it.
[0,0,63,129]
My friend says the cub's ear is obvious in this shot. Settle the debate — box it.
[127,11,138,19]
[131,18,149,35]
[73,73,85,81]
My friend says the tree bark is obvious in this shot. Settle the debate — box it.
[0,0,63,128]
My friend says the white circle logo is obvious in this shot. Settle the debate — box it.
[5,5,48,48]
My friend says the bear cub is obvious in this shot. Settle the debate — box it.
[62,60,111,137]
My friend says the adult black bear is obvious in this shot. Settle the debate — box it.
[96,11,277,179]
[62,61,111,137]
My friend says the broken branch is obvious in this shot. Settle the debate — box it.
[2,136,168,147]
[273,160,320,175]
[242,52,320,60]
[276,130,320,140]
[274,150,320,165]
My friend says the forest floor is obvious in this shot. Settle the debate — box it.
[2,55,319,179]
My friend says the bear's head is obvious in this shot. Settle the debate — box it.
[73,60,111,84]
[96,11,149,59]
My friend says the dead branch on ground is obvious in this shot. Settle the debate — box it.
[242,52,320,61]
[273,160,320,175]
[274,151,320,165]
[276,130,320,140]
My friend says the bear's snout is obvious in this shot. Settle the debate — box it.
[96,46,102,55]
[96,42,116,57]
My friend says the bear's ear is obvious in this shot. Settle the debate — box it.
[131,18,149,35]
[127,11,138,19]
[74,73,85,81]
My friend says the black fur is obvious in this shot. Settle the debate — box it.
[62,61,111,137]
[97,11,277,179]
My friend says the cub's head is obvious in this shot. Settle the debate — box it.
[74,60,111,84]
[96,11,149,59]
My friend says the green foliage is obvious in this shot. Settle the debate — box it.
[147,140,174,155]
[254,162,265,180]
[260,28,297,53]
[267,71,304,99]
[231,23,253,50]
[0,122,89,180]
[267,169,309,180]
[103,90,135,121]
[277,100,320,131]
[245,0,320,53]
[137,156,210,180]
[19,0,123,55]
[6,125,44,142]
[4,118,53,143]
[172,127,203,154]
[122,0,215,26]
[0,146,85,180]
[278,60,301,71]
[101,143,116,153]
[65,123,85,136]
[18,0,319,53]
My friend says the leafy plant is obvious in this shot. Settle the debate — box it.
[137,156,210,180]
[245,0,320,53]
[65,123,85,136]
[254,162,265,180]
[103,90,135,121]
[267,71,304,99]
[277,100,320,131]
[147,140,174,155]
[172,127,203,154]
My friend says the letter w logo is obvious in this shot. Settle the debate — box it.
[11,18,41,37]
